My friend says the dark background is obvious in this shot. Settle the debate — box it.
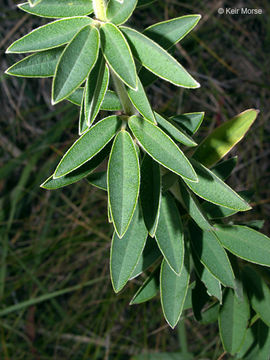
[0,0,269,358]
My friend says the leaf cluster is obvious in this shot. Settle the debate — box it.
[5,1,270,358]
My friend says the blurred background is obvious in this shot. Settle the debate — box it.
[0,0,269,358]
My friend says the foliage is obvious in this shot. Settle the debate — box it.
[5,0,270,358]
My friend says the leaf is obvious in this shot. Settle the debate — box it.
[128,115,197,182]
[19,0,93,18]
[106,0,137,25]
[84,55,109,126]
[67,88,122,111]
[235,327,254,359]
[41,145,110,190]
[130,266,159,304]
[192,248,222,302]
[52,25,100,104]
[140,15,201,87]
[176,179,213,231]
[130,236,161,279]
[54,115,121,178]
[184,159,251,211]
[87,171,107,191]
[5,47,63,78]
[243,321,270,360]
[160,249,190,328]
[193,109,259,167]
[140,154,161,237]
[155,193,184,274]
[100,23,137,90]
[100,90,122,111]
[79,92,88,135]
[211,157,238,181]
[110,205,148,292]
[6,17,93,53]
[170,112,204,135]
[242,266,270,327]
[219,289,250,355]
[216,225,270,267]
[108,130,140,238]
[202,190,251,219]
[189,224,235,288]
[155,113,197,147]
[144,14,201,49]
[28,0,42,6]
[200,303,219,325]
[121,26,200,88]
[127,76,156,123]
[183,282,195,311]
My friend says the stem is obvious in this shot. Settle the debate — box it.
[177,318,189,355]
[92,0,107,21]
[111,72,137,116]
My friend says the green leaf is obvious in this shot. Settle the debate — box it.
[6,17,93,53]
[106,0,137,25]
[216,225,270,267]
[127,77,156,123]
[170,112,204,135]
[219,289,250,355]
[242,266,270,327]
[110,205,148,292]
[79,92,88,135]
[211,157,238,181]
[235,327,254,359]
[193,109,259,167]
[140,15,201,87]
[192,249,222,302]
[155,113,197,147]
[243,321,270,360]
[155,193,184,274]
[108,130,140,238]
[160,249,190,328]
[28,0,42,6]
[87,171,107,191]
[183,282,195,311]
[184,159,251,211]
[130,236,161,279]
[52,25,100,104]
[121,26,200,88]
[176,180,213,231]
[100,90,122,111]
[200,303,219,325]
[128,115,197,182]
[130,266,159,304]
[5,47,63,78]
[189,225,235,288]
[67,88,122,111]
[140,154,161,237]
[84,55,109,126]
[100,23,137,90]
[202,190,251,219]
[144,15,201,49]
[54,115,121,178]
[41,145,110,190]
[19,0,93,18]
